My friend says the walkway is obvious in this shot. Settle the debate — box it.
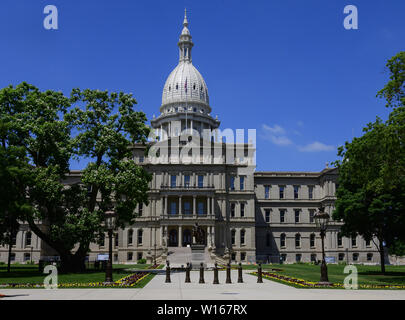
[2,270,405,300]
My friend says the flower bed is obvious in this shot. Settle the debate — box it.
[0,264,161,289]
[252,272,405,289]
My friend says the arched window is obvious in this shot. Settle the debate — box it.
[295,234,301,248]
[280,233,286,247]
[128,229,133,245]
[240,229,245,245]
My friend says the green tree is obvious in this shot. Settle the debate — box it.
[0,83,151,272]
[333,52,405,274]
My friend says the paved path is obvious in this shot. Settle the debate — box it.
[2,270,405,300]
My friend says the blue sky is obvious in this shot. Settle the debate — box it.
[0,0,403,171]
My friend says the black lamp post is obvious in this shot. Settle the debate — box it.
[104,210,116,283]
[314,206,330,284]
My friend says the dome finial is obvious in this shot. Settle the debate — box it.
[183,8,188,27]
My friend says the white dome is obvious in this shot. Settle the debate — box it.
[162,61,209,106]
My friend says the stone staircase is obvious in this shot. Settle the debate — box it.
[164,246,216,268]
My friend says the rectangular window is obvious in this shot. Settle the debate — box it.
[311,254,317,262]
[230,176,235,191]
[264,185,270,199]
[337,234,343,247]
[241,252,246,261]
[308,186,314,199]
[352,236,357,247]
[365,239,371,247]
[170,201,177,215]
[127,252,133,261]
[171,175,176,187]
[138,230,143,245]
[184,175,190,187]
[197,201,204,215]
[10,253,15,261]
[240,230,245,245]
[309,210,315,223]
[265,210,270,223]
[294,186,299,199]
[231,230,236,245]
[339,253,345,261]
[24,253,30,261]
[230,203,235,217]
[137,252,143,261]
[25,232,32,247]
[240,176,245,190]
[310,234,315,247]
[240,203,245,217]
[294,210,300,223]
[296,254,302,262]
[198,175,204,188]
[184,201,192,215]
[279,186,285,199]
[138,203,143,216]
[115,234,119,247]
[231,252,236,261]
[139,156,144,163]
[280,210,285,223]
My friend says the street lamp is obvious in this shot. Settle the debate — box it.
[104,210,116,283]
[314,206,330,284]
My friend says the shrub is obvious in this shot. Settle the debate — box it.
[137,258,146,264]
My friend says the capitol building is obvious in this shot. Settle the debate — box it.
[0,12,381,266]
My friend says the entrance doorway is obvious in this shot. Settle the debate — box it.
[183,229,192,247]
[168,229,178,247]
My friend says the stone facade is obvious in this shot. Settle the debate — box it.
[0,11,383,265]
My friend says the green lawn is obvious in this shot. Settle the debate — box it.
[0,264,153,285]
[240,263,405,287]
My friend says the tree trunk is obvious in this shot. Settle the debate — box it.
[379,238,386,274]
[59,254,86,273]
[7,238,12,273]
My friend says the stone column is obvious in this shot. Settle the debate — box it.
[164,196,168,215]
[179,196,182,216]
[179,225,182,247]
[193,195,197,217]
[207,197,211,215]
[211,197,215,217]
[211,226,215,247]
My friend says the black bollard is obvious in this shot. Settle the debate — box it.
[238,262,243,283]
[257,263,263,283]
[199,262,205,284]
[213,262,219,284]
[165,260,171,283]
[185,262,191,283]
[226,263,232,283]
